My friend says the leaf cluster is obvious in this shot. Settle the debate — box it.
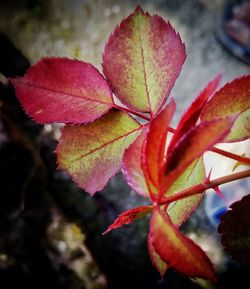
[11,6,250,281]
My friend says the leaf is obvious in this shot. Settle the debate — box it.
[218,194,250,263]
[148,233,169,277]
[149,159,205,276]
[57,110,141,195]
[226,108,250,142]
[142,100,176,187]
[160,117,234,197]
[150,209,216,280]
[102,6,185,115]
[122,127,149,197]
[148,157,206,276]
[11,57,113,124]
[168,74,222,154]
[167,158,205,227]
[200,75,250,142]
[103,205,152,234]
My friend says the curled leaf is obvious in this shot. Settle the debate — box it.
[122,127,149,197]
[103,205,152,234]
[150,209,216,280]
[168,74,222,154]
[142,100,176,200]
[57,110,141,195]
[103,6,185,115]
[11,57,113,124]
[160,117,234,197]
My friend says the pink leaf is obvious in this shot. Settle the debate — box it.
[122,127,149,197]
[11,57,113,124]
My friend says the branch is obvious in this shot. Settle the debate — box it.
[113,104,151,121]
[210,147,250,166]
[159,169,250,205]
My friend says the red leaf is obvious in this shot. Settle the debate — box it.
[142,100,176,200]
[201,75,250,142]
[160,117,234,197]
[11,57,113,124]
[122,127,149,197]
[103,205,152,234]
[103,6,185,115]
[57,110,141,195]
[168,74,222,154]
[148,233,169,277]
[150,208,216,280]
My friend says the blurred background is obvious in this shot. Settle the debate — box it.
[0,0,249,289]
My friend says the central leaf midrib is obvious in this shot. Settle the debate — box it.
[136,17,152,114]
[70,126,141,164]
[15,79,112,105]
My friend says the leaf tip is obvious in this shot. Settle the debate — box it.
[134,5,144,14]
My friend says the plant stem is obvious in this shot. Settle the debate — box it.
[168,126,250,165]
[113,104,151,121]
[210,147,250,166]
[159,169,250,205]
[168,126,175,133]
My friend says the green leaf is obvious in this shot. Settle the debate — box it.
[57,110,141,195]
[103,6,185,114]
[167,158,205,227]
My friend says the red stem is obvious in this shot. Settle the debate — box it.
[113,104,151,121]
[210,147,250,166]
[159,169,250,205]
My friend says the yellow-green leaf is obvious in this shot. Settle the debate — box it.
[57,110,141,195]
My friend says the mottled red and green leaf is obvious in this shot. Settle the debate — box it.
[160,117,234,196]
[201,75,250,142]
[103,6,185,114]
[57,110,141,195]
[150,209,216,280]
